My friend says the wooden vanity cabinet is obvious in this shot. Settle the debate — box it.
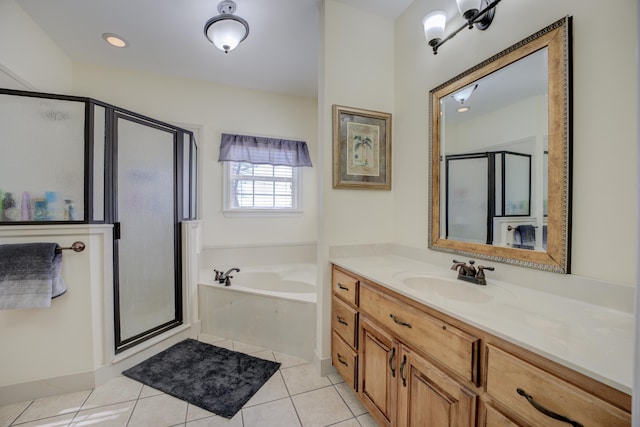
[331,267,360,391]
[330,264,632,427]
[359,317,396,427]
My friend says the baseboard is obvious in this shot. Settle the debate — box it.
[2,324,198,405]
[0,371,95,406]
[313,349,336,377]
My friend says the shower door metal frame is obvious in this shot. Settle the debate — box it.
[108,110,191,354]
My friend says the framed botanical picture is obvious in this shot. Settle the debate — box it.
[332,105,392,190]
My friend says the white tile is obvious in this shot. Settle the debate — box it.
[81,377,142,409]
[127,394,188,427]
[327,372,345,385]
[210,340,233,351]
[11,412,75,427]
[139,385,164,398]
[356,413,378,427]
[273,352,308,369]
[232,341,265,354]
[329,419,361,427]
[198,334,227,344]
[243,372,289,407]
[334,383,367,417]
[291,386,352,427]
[186,404,215,422]
[14,391,90,424]
[0,400,30,427]
[250,350,277,362]
[70,401,135,427]
[280,363,331,395]
[185,411,243,427]
[242,398,301,427]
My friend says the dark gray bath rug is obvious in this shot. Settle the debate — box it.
[122,338,281,418]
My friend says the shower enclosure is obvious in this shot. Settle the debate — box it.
[0,89,198,353]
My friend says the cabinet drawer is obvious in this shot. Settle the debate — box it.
[332,296,358,348]
[486,344,631,427]
[359,283,480,384]
[332,267,359,306]
[332,331,357,390]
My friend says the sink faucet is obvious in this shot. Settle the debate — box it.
[451,259,494,286]
[213,267,240,286]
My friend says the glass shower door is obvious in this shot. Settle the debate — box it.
[114,114,181,352]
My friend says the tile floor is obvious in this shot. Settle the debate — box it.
[0,335,378,427]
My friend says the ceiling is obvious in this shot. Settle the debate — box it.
[15,0,413,98]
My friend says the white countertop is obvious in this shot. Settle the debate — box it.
[331,254,633,394]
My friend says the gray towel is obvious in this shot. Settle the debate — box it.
[513,225,536,250]
[0,243,67,310]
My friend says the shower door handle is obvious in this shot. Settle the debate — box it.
[114,222,121,240]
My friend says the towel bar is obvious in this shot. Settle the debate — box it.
[507,225,538,231]
[55,241,86,253]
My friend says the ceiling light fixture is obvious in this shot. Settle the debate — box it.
[423,0,501,55]
[102,33,128,48]
[204,0,249,54]
[452,84,477,113]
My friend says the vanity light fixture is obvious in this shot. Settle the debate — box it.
[101,33,128,48]
[423,0,501,55]
[204,0,250,54]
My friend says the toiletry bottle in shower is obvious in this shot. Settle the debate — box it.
[21,191,31,221]
[2,192,16,221]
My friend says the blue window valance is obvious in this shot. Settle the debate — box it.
[218,133,313,167]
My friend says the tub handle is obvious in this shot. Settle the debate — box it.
[336,316,348,326]
[336,353,349,367]
[337,283,349,291]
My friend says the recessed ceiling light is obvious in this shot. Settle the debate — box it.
[102,33,128,48]
[457,106,470,113]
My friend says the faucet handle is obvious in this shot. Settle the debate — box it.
[213,269,221,280]
[476,265,494,280]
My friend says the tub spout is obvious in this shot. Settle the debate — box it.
[214,267,240,285]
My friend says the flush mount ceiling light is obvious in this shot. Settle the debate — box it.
[204,0,250,54]
[423,0,501,55]
[102,33,128,48]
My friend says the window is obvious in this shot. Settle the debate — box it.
[218,133,312,216]
[224,161,301,214]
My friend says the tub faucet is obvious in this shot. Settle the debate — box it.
[451,259,494,286]
[213,268,240,286]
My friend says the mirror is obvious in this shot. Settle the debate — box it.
[429,17,572,273]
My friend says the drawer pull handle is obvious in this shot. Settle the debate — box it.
[389,347,396,377]
[400,355,407,387]
[337,353,349,367]
[516,388,583,427]
[336,316,348,326]
[337,283,349,291]
[390,314,412,328]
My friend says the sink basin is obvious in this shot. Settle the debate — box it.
[397,275,493,303]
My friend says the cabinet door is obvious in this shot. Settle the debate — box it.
[359,317,397,427]
[397,346,477,427]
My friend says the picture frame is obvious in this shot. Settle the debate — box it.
[332,105,392,190]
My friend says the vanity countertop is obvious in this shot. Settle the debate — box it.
[331,254,633,394]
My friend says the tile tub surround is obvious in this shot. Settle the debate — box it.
[0,335,377,427]
[331,254,633,394]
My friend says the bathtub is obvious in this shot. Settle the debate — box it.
[198,263,316,360]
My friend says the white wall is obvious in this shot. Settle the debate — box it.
[72,63,318,248]
[316,0,395,368]
[394,0,638,285]
[0,0,72,93]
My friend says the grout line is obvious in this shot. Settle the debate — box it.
[9,400,33,426]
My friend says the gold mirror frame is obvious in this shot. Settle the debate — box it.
[429,17,572,273]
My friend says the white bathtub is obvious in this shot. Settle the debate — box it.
[198,263,316,360]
